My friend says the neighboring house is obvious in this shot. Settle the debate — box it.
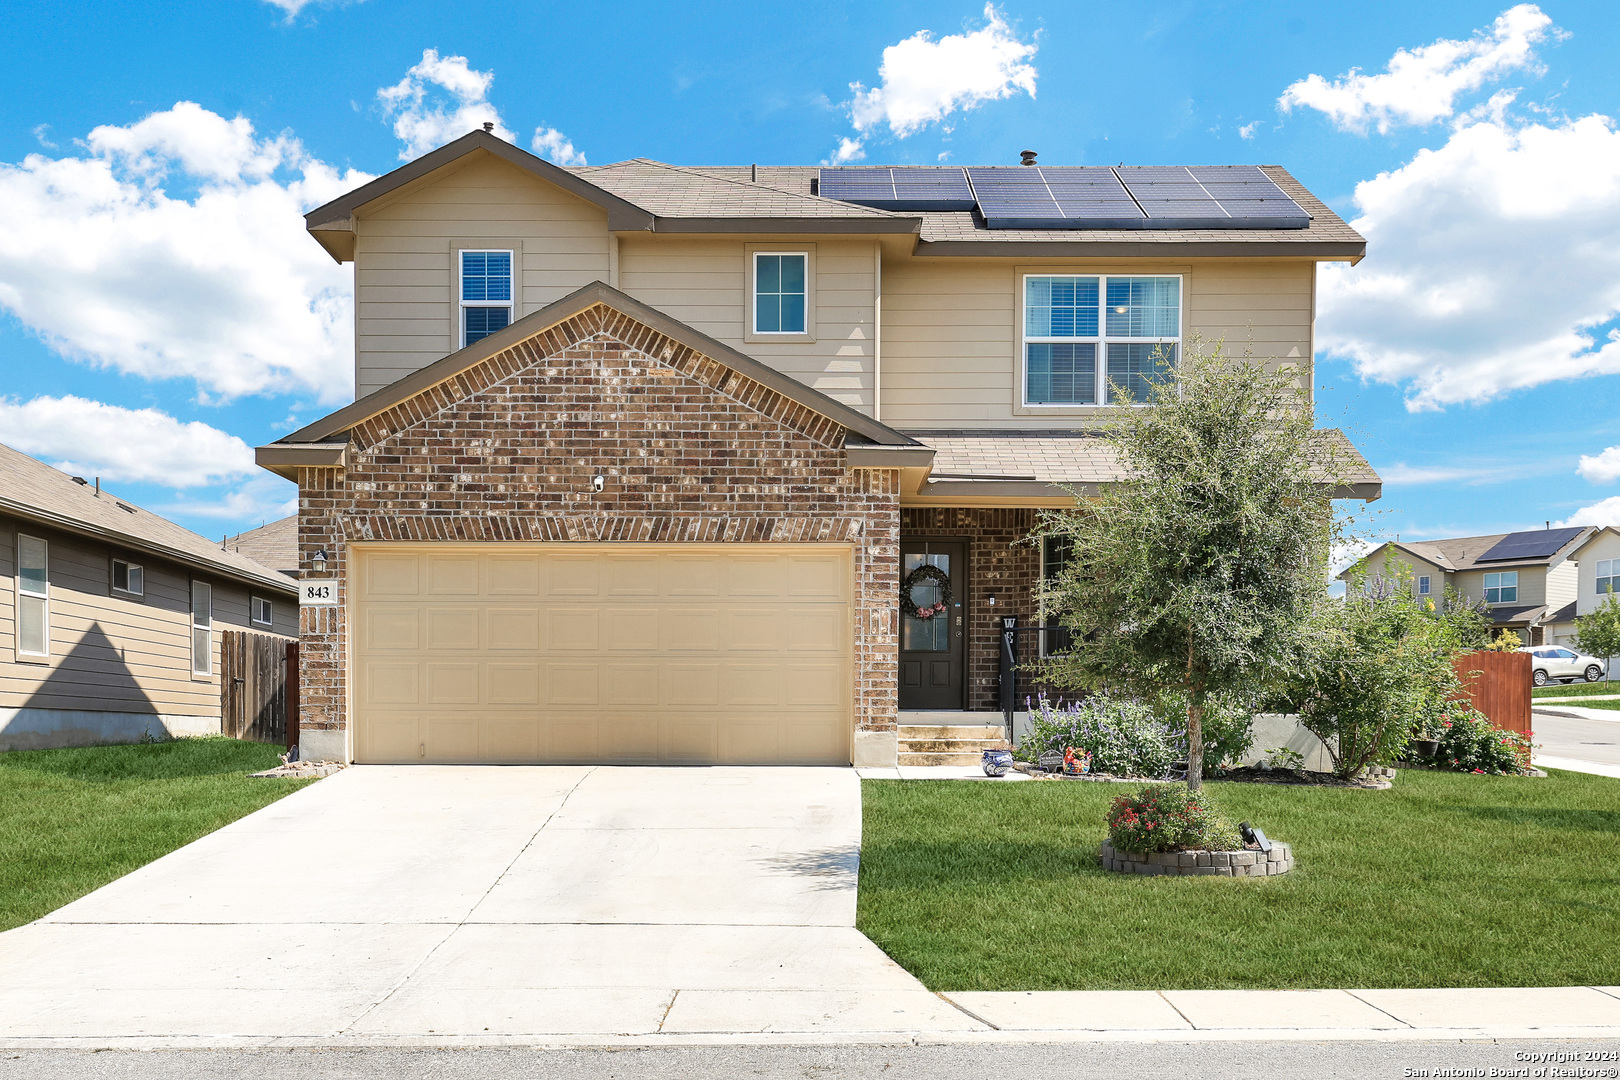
[257,130,1381,767]
[1340,527,1595,646]
[1557,526,1620,648]
[227,515,299,578]
[1,443,299,751]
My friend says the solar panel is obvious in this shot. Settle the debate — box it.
[816,166,976,210]
[1474,527,1588,563]
[968,166,1145,229]
[1114,165,1310,228]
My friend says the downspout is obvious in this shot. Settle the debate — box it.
[872,241,882,422]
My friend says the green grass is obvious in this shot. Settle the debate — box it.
[1562,698,1620,710]
[0,737,313,932]
[1533,682,1620,699]
[857,770,1620,991]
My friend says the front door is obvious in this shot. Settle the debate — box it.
[898,541,965,710]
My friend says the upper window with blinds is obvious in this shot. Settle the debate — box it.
[1023,274,1181,406]
[460,250,513,348]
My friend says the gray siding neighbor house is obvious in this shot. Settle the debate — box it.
[0,442,300,750]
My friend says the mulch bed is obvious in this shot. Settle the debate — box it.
[1216,766,1392,789]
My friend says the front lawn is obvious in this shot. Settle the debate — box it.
[1548,697,1620,711]
[0,737,313,932]
[858,769,1620,991]
[1534,682,1619,699]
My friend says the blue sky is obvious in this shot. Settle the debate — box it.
[3,0,1620,555]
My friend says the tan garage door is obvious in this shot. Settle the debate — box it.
[351,543,853,765]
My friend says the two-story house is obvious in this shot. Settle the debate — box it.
[257,129,1380,767]
[1340,527,1594,645]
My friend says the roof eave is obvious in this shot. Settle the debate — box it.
[913,238,1368,260]
[0,497,298,596]
[650,216,922,235]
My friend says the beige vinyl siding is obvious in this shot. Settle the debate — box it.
[1351,547,1449,596]
[879,257,1315,427]
[617,237,877,413]
[0,517,295,717]
[1545,560,1578,610]
[1455,566,1547,610]
[1577,530,1620,615]
[353,153,613,397]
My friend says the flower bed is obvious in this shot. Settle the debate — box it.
[1099,839,1294,877]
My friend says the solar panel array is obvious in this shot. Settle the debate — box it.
[816,163,1310,230]
[1475,527,1588,563]
[814,166,976,211]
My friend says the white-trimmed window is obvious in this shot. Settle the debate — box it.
[1598,559,1617,596]
[752,252,807,334]
[112,558,143,597]
[1418,575,1431,596]
[17,534,48,658]
[191,580,212,676]
[1039,535,1073,657]
[1023,274,1181,406]
[250,595,272,627]
[459,249,513,348]
[1483,571,1518,605]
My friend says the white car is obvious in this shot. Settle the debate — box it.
[1519,646,1608,686]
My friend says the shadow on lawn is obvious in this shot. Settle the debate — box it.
[0,738,282,784]
[860,840,1107,887]
[1451,805,1620,834]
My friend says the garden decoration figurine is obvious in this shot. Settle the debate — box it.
[982,748,1014,776]
[1063,747,1092,775]
[900,564,952,620]
[1038,749,1065,772]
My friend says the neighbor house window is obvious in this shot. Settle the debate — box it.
[1418,575,1431,595]
[191,580,212,676]
[1598,559,1617,595]
[753,253,807,334]
[250,596,272,627]
[1024,275,1181,406]
[1040,535,1073,656]
[460,250,513,348]
[112,558,143,596]
[17,534,48,658]
[1483,571,1518,604]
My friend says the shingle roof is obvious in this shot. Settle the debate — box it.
[0,442,298,594]
[1545,601,1578,624]
[226,514,298,576]
[906,427,1380,497]
[572,160,906,221]
[1396,528,1594,572]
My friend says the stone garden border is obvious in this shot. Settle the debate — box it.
[1099,840,1293,877]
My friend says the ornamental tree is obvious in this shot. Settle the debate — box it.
[1574,592,1620,674]
[1035,339,1346,790]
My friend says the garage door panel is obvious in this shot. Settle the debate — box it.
[352,544,852,765]
[427,608,480,650]
[363,607,420,651]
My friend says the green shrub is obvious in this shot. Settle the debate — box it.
[1153,690,1255,775]
[1023,696,1179,778]
[1435,707,1533,775]
[1105,783,1243,854]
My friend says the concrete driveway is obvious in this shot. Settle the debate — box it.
[0,765,973,1041]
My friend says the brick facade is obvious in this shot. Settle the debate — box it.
[899,507,1042,712]
[296,303,901,757]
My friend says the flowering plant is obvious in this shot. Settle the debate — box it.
[1106,784,1242,854]
[1434,706,1533,774]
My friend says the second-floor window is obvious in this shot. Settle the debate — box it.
[1483,571,1518,604]
[251,595,273,627]
[1024,274,1181,406]
[1598,559,1617,595]
[753,253,807,334]
[17,534,48,658]
[192,580,212,676]
[1418,575,1431,595]
[460,250,513,348]
[112,558,143,596]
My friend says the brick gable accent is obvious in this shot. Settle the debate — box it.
[296,305,900,760]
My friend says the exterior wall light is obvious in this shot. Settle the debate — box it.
[312,550,328,575]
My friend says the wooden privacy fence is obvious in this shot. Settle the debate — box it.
[1452,650,1532,735]
[221,631,299,747]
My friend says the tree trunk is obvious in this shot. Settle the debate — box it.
[1186,695,1205,791]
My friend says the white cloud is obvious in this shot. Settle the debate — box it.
[262,0,313,13]
[158,473,298,523]
[1558,496,1620,528]
[844,4,1037,141]
[379,49,515,160]
[0,102,368,403]
[1279,4,1554,134]
[531,127,586,167]
[1578,446,1620,485]
[826,137,866,166]
[0,395,254,487]
[1238,121,1259,140]
[1377,461,1544,486]
[1318,113,1620,410]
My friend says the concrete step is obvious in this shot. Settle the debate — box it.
[901,739,1010,754]
[899,751,995,767]
[897,725,1006,741]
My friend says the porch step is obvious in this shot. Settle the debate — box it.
[898,724,1006,742]
[899,751,998,767]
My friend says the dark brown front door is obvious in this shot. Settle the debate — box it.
[898,541,965,710]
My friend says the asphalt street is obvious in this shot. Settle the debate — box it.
[1535,710,1620,766]
[5,1041,1620,1080]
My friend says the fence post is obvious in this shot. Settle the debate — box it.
[286,640,300,753]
